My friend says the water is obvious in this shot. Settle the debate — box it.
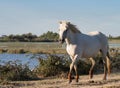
[0,53,39,70]
[0,42,119,70]
[109,43,120,48]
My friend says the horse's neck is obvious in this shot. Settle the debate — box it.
[65,30,79,45]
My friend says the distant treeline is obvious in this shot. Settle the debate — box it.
[108,35,120,40]
[0,31,59,42]
[0,32,119,42]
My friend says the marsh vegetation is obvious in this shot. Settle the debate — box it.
[0,36,119,87]
[0,53,120,88]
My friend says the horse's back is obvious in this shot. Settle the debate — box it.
[88,31,108,44]
[88,31,100,36]
[78,31,108,57]
[88,31,109,51]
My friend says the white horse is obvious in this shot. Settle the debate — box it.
[58,21,111,83]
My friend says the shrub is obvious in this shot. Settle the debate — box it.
[36,55,70,77]
[111,54,120,72]
[77,60,91,75]
[35,54,91,77]
[0,60,38,82]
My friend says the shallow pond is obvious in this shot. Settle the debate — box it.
[109,43,120,48]
[0,42,119,70]
[0,53,40,70]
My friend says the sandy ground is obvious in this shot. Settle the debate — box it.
[0,73,120,88]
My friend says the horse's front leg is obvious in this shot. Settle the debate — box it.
[68,55,79,83]
[68,61,74,83]
[74,64,79,82]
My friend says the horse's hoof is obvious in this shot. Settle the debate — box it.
[68,81,72,84]
[76,75,79,82]
[103,78,107,80]
[89,75,93,79]
[68,80,72,84]
[76,80,79,83]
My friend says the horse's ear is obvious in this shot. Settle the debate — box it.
[59,21,62,24]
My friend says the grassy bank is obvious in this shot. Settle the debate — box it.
[109,39,120,44]
[0,40,120,54]
[0,42,66,54]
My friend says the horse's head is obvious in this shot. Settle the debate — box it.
[58,21,70,44]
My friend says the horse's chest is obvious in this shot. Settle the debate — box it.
[66,45,77,57]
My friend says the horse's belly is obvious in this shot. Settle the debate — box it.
[82,52,97,58]
[82,49,99,58]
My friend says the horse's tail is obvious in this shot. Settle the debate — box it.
[98,32,111,75]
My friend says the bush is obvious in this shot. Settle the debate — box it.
[35,54,91,77]
[0,60,38,82]
[111,54,120,72]
[36,55,70,77]
[77,60,91,75]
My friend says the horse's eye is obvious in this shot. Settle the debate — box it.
[65,29,68,33]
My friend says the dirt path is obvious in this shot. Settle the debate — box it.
[1,73,120,88]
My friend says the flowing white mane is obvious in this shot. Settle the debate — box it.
[67,23,81,33]
[59,21,81,33]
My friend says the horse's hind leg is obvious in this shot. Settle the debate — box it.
[101,50,108,80]
[100,48,108,80]
[89,57,95,79]
[103,57,107,80]
[101,50,111,80]
[106,52,111,75]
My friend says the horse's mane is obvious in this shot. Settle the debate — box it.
[67,23,81,33]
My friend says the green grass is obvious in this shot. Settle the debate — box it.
[0,42,61,49]
[0,39,119,54]
[0,42,66,54]
[109,39,120,44]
